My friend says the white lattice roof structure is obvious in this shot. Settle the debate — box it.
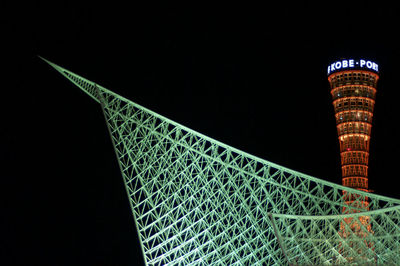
[43,57,400,265]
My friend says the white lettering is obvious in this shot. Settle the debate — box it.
[328,59,378,75]
[331,63,336,72]
[373,62,378,72]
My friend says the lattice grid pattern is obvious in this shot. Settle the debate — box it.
[42,58,400,265]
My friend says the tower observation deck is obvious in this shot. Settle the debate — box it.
[42,57,400,265]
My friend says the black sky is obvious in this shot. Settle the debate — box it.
[3,2,400,265]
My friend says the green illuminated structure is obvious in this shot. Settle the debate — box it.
[42,58,400,265]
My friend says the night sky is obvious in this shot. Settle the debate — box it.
[3,2,400,265]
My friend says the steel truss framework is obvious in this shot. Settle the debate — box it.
[43,58,400,265]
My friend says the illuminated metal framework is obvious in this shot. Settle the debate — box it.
[43,58,400,265]
[328,69,378,192]
[328,64,379,252]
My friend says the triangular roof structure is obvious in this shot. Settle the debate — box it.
[42,57,400,265]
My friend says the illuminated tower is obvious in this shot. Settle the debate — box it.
[327,59,379,195]
[328,59,379,259]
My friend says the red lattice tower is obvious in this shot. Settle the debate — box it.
[328,59,379,259]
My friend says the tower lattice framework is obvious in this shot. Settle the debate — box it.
[328,63,379,256]
[328,69,378,192]
[43,58,400,265]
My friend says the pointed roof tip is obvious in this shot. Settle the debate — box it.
[37,55,50,64]
[37,55,59,68]
[38,56,103,103]
[37,56,69,77]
